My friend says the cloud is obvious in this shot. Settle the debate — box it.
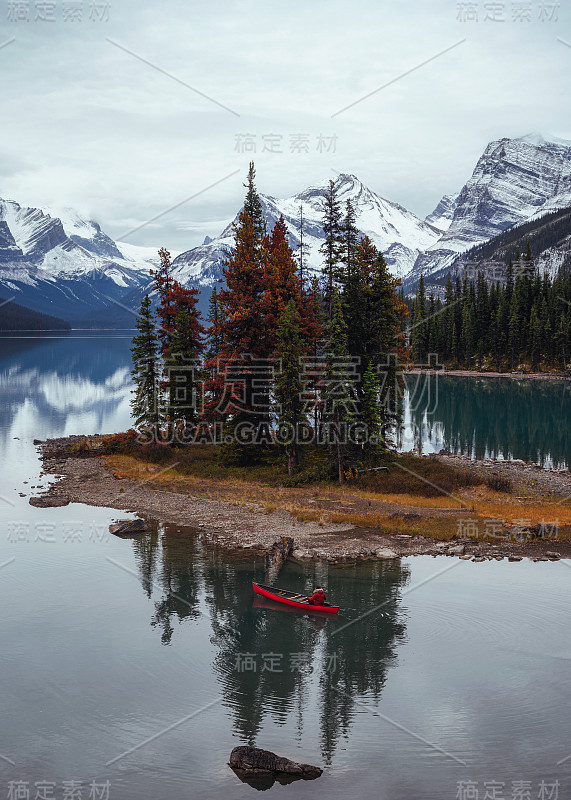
[1,0,570,250]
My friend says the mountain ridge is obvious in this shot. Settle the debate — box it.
[2,132,571,323]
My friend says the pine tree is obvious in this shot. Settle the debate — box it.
[508,291,519,369]
[443,277,456,362]
[303,276,325,437]
[323,289,351,484]
[319,179,343,317]
[341,198,359,282]
[243,161,265,242]
[165,299,205,435]
[275,299,305,475]
[203,286,226,433]
[204,286,224,363]
[296,203,310,295]
[130,294,162,434]
[411,274,427,363]
[151,248,176,356]
[529,304,542,369]
[360,361,381,467]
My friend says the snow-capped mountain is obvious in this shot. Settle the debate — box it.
[0,199,160,321]
[3,132,571,324]
[405,133,571,290]
[424,193,459,232]
[171,173,442,287]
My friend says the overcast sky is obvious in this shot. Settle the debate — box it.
[1,0,570,250]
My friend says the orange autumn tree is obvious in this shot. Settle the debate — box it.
[209,196,270,462]
[203,167,324,466]
[261,216,303,345]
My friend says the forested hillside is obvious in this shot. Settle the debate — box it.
[0,297,71,331]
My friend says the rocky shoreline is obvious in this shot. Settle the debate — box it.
[31,436,571,563]
[408,368,570,381]
[435,451,570,499]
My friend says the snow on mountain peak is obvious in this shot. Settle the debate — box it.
[404,132,571,291]
[171,173,442,285]
[517,132,571,149]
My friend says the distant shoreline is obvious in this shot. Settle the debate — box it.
[408,369,570,381]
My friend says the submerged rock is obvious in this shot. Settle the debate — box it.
[229,746,322,789]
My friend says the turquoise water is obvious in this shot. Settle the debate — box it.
[0,333,570,799]
[402,373,569,468]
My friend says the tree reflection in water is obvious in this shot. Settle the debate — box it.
[131,524,410,763]
[401,375,568,468]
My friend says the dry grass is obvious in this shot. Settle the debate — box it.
[337,489,467,509]
[102,450,569,544]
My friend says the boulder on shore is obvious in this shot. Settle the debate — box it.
[29,496,69,508]
[375,547,398,559]
[109,518,149,536]
[229,746,322,789]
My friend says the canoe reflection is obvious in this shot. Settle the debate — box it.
[252,595,329,630]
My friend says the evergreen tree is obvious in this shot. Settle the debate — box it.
[130,294,162,434]
[443,277,456,362]
[319,179,343,317]
[323,290,351,484]
[203,286,226,433]
[204,286,224,363]
[275,299,305,475]
[341,198,359,281]
[411,274,427,363]
[360,362,381,467]
[151,248,176,356]
[243,161,265,242]
[296,203,310,295]
[165,300,205,435]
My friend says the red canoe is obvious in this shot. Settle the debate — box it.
[252,582,339,614]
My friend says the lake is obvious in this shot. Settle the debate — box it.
[0,332,570,800]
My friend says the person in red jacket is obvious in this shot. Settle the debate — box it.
[307,587,327,605]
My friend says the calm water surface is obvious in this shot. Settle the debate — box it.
[0,333,570,799]
[402,373,569,468]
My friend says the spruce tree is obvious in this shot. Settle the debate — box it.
[275,299,305,475]
[319,179,343,317]
[130,294,162,434]
[360,361,381,467]
[323,289,352,484]
[341,198,359,282]
[243,161,265,242]
[203,286,226,432]
[411,274,427,363]
[165,303,204,435]
[296,203,310,295]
